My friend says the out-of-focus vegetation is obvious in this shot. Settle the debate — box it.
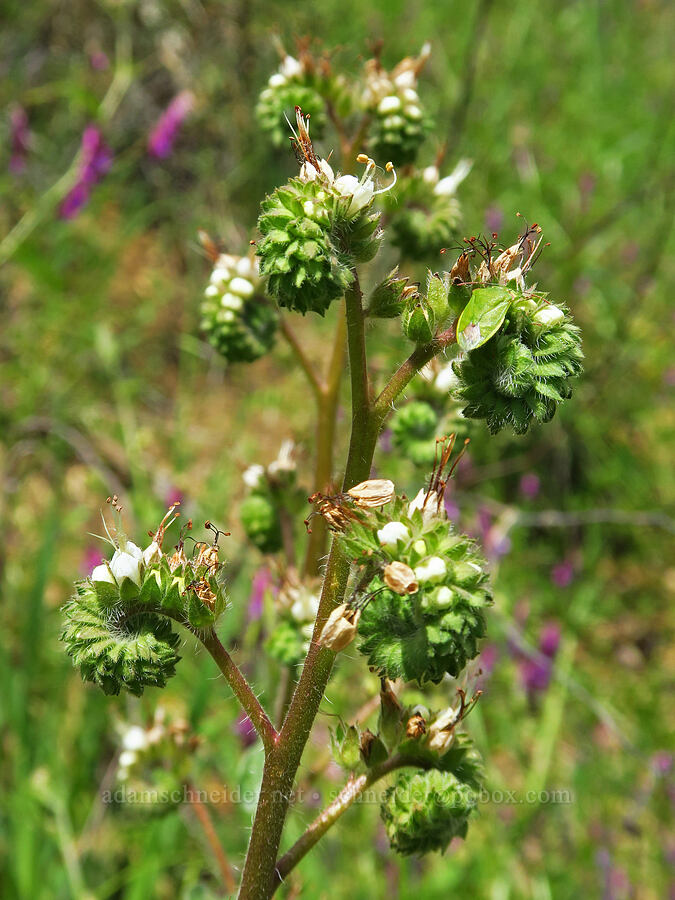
[1,0,674,897]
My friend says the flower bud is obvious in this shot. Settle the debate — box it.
[368,267,418,318]
[318,603,361,652]
[402,297,435,344]
[143,541,162,568]
[91,563,114,584]
[414,556,447,584]
[383,561,419,595]
[377,521,410,546]
[532,304,565,327]
[110,549,142,586]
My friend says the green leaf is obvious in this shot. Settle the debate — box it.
[457,286,512,351]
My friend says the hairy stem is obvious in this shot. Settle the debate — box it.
[237,292,455,898]
[273,754,429,886]
[200,629,277,753]
[303,309,347,577]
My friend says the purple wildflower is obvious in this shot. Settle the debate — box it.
[651,751,673,777]
[539,621,561,658]
[551,558,575,588]
[475,643,499,690]
[443,491,460,521]
[519,472,540,499]
[148,91,194,159]
[9,105,30,174]
[60,125,112,219]
[519,621,560,697]
[248,567,273,621]
[233,712,258,748]
[89,51,109,71]
[81,546,103,575]
[475,506,511,561]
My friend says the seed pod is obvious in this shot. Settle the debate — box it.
[318,603,361,652]
[368,267,418,318]
[347,478,395,508]
[383,561,419,595]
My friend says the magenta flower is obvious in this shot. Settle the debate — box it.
[248,567,273,621]
[89,51,109,71]
[551,558,575,588]
[60,125,112,219]
[9,105,30,174]
[519,621,561,697]
[81,546,103,575]
[519,472,540,499]
[148,91,195,159]
[164,486,184,508]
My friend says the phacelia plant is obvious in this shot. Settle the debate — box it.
[62,41,582,899]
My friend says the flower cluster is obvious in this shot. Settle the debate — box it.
[239,441,298,554]
[265,571,321,667]
[310,444,492,684]
[61,502,227,695]
[388,160,470,260]
[201,253,278,363]
[255,50,332,146]
[362,44,432,166]
[257,110,392,315]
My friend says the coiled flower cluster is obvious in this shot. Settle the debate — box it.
[61,503,227,696]
[445,229,583,433]
[362,44,432,166]
[201,253,278,363]
[257,110,392,316]
[255,52,329,146]
[317,447,492,684]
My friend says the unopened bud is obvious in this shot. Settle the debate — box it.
[383,561,419,595]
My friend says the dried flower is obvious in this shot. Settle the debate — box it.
[347,479,395,508]
[318,603,361,652]
[383,561,418,595]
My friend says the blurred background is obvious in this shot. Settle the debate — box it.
[1,0,673,897]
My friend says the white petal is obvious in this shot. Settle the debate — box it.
[377,521,410,546]
[91,564,115,584]
[229,277,255,298]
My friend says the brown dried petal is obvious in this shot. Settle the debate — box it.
[383,561,419,595]
[318,603,361,652]
[347,479,395,508]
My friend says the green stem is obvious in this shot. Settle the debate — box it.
[200,629,277,754]
[236,292,456,899]
[303,309,347,577]
[273,754,428,886]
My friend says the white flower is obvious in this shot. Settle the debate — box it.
[377,521,410,546]
[204,284,219,297]
[280,55,303,79]
[402,88,419,104]
[406,105,423,120]
[408,488,442,523]
[122,726,149,752]
[229,276,255,298]
[532,305,565,327]
[434,363,461,393]
[433,159,473,197]
[299,158,335,183]
[378,95,402,114]
[91,563,114,584]
[393,70,416,90]
[334,173,375,215]
[303,200,316,216]
[414,556,447,584]
[119,750,137,769]
[110,549,142,586]
[243,464,265,489]
[210,266,230,285]
[124,541,143,560]
[143,541,162,568]
[291,590,320,623]
[422,165,440,185]
[427,706,460,754]
[235,256,257,278]
[221,293,244,311]
[268,73,287,88]
[434,586,454,608]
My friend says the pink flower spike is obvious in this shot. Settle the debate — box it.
[148,91,195,159]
